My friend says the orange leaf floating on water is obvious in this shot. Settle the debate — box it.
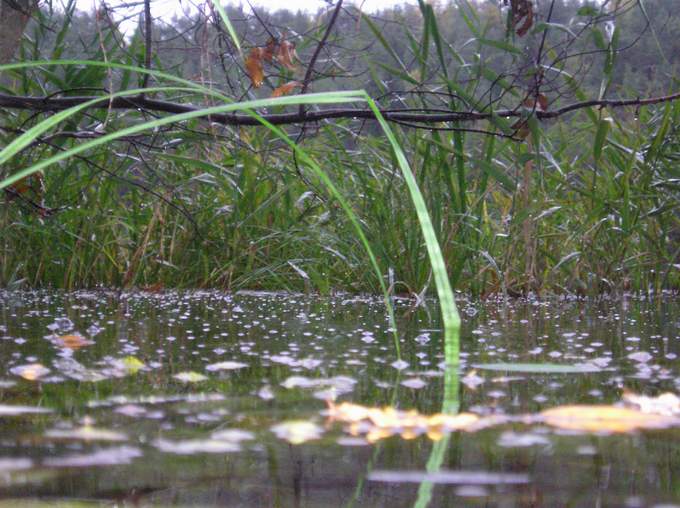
[541,404,680,433]
[245,47,265,88]
[271,81,301,98]
[326,401,480,443]
[57,334,94,350]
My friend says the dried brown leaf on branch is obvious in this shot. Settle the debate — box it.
[245,47,265,88]
[511,119,530,140]
[523,93,548,111]
[276,40,298,72]
[245,37,299,88]
[263,38,277,63]
[5,171,44,200]
[271,81,301,98]
[503,0,534,37]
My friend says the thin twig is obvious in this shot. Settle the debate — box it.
[298,0,344,116]
[141,0,153,93]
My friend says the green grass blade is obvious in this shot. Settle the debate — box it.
[211,1,242,57]
[364,94,461,334]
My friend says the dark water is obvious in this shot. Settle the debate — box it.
[1,290,680,507]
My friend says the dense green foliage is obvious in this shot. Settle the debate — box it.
[1,0,680,296]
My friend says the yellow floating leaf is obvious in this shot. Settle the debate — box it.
[541,405,680,433]
[122,356,146,374]
[400,428,421,440]
[173,371,208,383]
[427,412,480,431]
[271,420,323,444]
[245,47,265,88]
[366,427,395,443]
[271,80,301,98]
[327,401,372,422]
[10,363,50,381]
[426,428,445,441]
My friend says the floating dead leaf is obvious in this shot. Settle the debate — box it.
[205,360,248,372]
[173,371,208,383]
[271,80,301,98]
[10,363,50,381]
[271,420,323,444]
[326,401,479,443]
[55,334,94,350]
[245,47,265,88]
[541,405,680,433]
[622,391,680,416]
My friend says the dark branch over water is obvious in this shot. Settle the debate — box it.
[1,90,680,128]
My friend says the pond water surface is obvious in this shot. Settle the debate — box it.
[1,290,680,507]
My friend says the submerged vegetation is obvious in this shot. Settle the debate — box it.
[1,0,680,299]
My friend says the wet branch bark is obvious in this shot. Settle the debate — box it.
[1,89,680,128]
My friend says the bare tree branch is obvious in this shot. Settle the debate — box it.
[1,89,679,128]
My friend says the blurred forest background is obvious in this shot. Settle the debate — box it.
[1,0,680,297]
